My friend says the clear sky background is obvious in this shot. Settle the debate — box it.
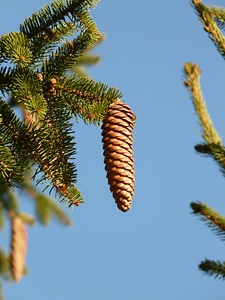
[1,0,225,299]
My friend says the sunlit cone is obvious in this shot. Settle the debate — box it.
[10,216,28,282]
[101,98,135,212]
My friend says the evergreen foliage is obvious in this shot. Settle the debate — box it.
[0,0,128,297]
[184,0,225,282]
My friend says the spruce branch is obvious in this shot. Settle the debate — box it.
[210,6,225,31]
[20,0,100,39]
[183,62,222,145]
[0,0,119,208]
[1,33,33,67]
[0,141,20,187]
[190,0,225,57]
[0,100,30,186]
[1,0,103,73]
[195,143,225,176]
[26,101,83,207]
[12,69,47,120]
[199,259,225,280]
[186,0,225,286]
[190,202,225,241]
[0,0,120,208]
[0,67,14,95]
[58,76,123,124]
[22,22,77,68]
[41,30,100,77]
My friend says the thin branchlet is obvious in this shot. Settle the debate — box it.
[184,62,222,145]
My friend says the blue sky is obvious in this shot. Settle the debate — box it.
[2,0,225,299]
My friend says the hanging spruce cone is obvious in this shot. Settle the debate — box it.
[10,216,28,282]
[101,98,135,212]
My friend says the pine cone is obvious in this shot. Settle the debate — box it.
[101,98,135,212]
[10,216,28,282]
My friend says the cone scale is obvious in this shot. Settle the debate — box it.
[101,98,135,212]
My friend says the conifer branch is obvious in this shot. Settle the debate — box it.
[26,104,82,207]
[199,259,225,280]
[20,0,100,39]
[186,0,225,285]
[58,76,123,124]
[195,143,225,176]
[190,202,225,240]
[12,69,47,119]
[41,30,100,76]
[1,33,33,67]
[0,100,30,186]
[183,62,222,145]
[210,6,225,31]
[0,67,14,95]
[0,0,123,207]
[190,0,225,57]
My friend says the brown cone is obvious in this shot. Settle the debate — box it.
[101,98,135,212]
[10,216,28,282]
